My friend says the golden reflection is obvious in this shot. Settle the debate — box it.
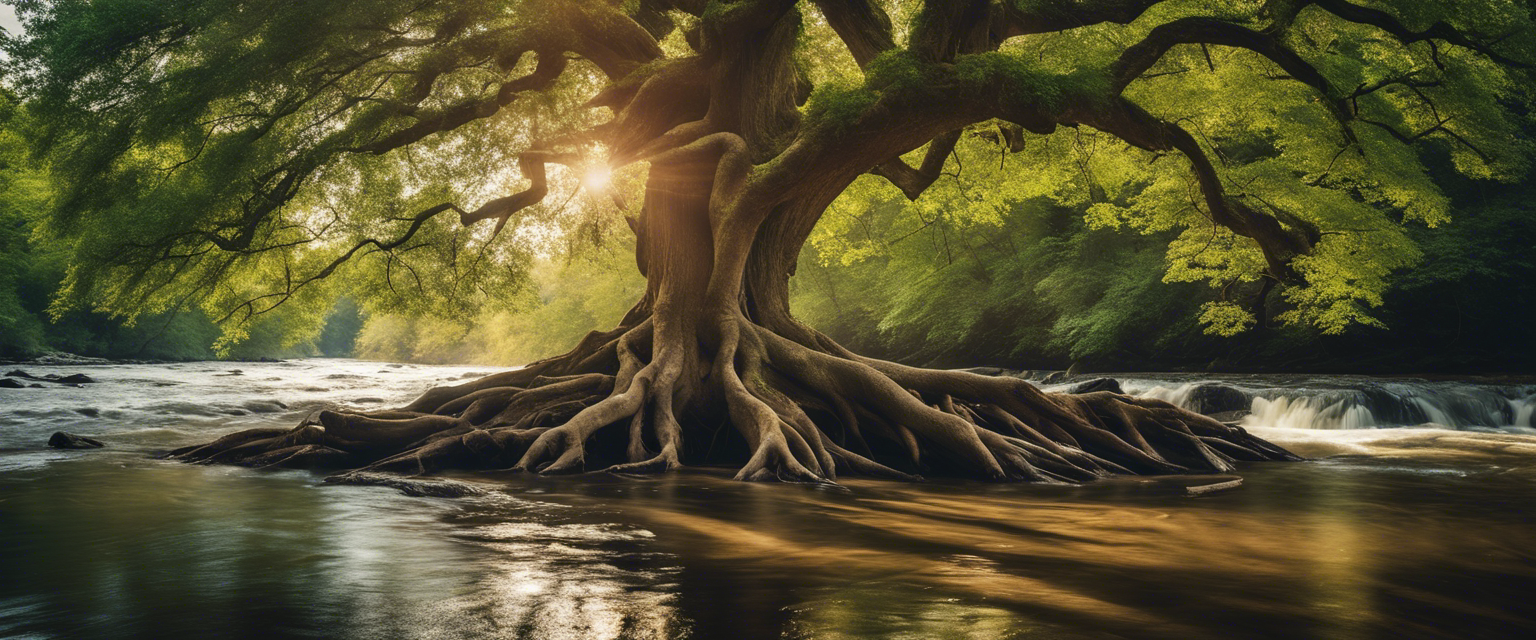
[602,467,1536,640]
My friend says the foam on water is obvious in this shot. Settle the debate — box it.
[1109,374,1536,432]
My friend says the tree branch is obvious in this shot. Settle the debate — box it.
[1305,0,1531,69]
[811,0,896,68]
[870,130,964,200]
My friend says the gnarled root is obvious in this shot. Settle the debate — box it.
[168,314,1298,486]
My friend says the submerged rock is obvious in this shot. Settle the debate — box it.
[48,432,105,449]
[0,378,24,389]
[29,352,111,365]
[1066,377,1123,395]
[1186,384,1252,415]
[324,472,488,498]
[5,370,97,384]
[242,400,289,413]
[1206,410,1250,424]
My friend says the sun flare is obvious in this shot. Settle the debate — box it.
[582,166,612,191]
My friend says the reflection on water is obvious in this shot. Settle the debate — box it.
[3,362,1536,638]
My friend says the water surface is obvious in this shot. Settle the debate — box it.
[3,361,1534,639]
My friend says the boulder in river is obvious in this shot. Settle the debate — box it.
[325,472,487,498]
[1206,410,1250,424]
[5,369,97,384]
[1041,371,1070,384]
[1186,384,1252,416]
[1065,377,1123,395]
[0,378,24,389]
[48,432,105,449]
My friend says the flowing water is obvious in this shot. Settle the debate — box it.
[2,360,1534,639]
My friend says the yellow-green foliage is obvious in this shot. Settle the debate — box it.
[6,0,1533,365]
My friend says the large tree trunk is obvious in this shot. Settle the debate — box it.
[169,2,1300,485]
[170,169,1299,484]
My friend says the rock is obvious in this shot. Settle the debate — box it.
[353,397,384,404]
[74,408,101,417]
[29,384,43,388]
[242,400,289,413]
[1186,383,1252,415]
[48,432,105,449]
[6,370,97,385]
[216,369,244,376]
[0,378,24,389]
[1206,410,1250,424]
[30,352,111,365]
[1041,371,1070,384]
[324,472,487,498]
[1066,377,1122,394]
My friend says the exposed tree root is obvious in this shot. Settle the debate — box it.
[169,313,1299,488]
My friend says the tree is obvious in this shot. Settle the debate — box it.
[5,0,1531,483]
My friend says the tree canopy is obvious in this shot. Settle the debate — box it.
[5,0,1531,345]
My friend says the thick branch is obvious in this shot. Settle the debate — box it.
[457,150,579,227]
[1066,98,1317,278]
[870,130,963,201]
[910,0,992,62]
[811,0,896,68]
[1306,0,1531,69]
[352,48,568,155]
[991,0,1164,39]
[1112,17,1351,130]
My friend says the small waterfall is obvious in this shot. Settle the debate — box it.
[1513,398,1535,428]
[1110,376,1536,432]
[1245,396,1377,430]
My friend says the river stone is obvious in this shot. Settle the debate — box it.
[242,400,289,413]
[0,378,24,389]
[1066,377,1123,394]
[48,432,105,449]
[953,366,1006,376]
[324,472,488,498]
[1207,410,1251,424]
[5,370,96,384]
[1186,384,1252,415]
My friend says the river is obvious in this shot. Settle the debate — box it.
[2,359,1534,639]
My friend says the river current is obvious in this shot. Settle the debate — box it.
[2,359,1533,639]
